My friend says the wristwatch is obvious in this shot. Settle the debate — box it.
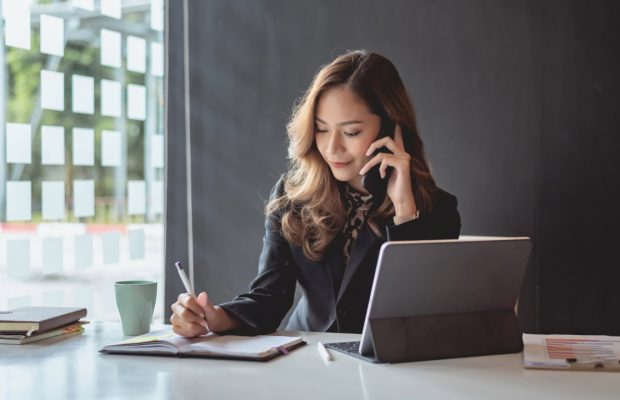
[393,209,420,225]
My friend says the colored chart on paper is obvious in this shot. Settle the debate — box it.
[544,337,620,360]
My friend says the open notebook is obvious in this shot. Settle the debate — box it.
[100,329,305,361]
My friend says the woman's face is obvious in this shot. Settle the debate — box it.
[314,86,381,193]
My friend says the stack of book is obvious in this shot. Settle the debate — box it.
[0,306,88,345]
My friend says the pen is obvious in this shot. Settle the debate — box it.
[175,261,195,296]
[174,261,209,331]
[317,341,333,362]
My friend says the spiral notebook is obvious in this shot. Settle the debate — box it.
[100,329,305,361]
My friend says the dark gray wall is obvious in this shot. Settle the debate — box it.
[165,0,620,334]
[539,0,620,333]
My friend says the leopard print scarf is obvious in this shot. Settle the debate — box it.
[341,185,374,265]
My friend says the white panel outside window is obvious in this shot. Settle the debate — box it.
[150,0,163,31]
[72,75,95,114]
[6,123,31,164]
[128,180,146,215]
[101,130,121,167]
[127,84,146,120]
[101,79,122,117]
[100,29,121,68]
[127,36,146,73]
[72,128,95,166]
[6,181,31,221]
[42,181,65,220]
[41,70,65,111]
[7,239,30,278]
[73,180,95,217]
[4,3,30,50]
[40,14,64,56]
[151,41,164,77]
[73,0,94,11]
[41,125,65,165]
[101,0,121,19]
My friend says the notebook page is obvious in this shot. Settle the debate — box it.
[182,334,303,358]
[102,329,181,353]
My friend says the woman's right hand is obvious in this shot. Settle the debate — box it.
[170,291,218,337]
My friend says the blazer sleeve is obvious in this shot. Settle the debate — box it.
[386,189,461,241]
[217,175,296,335]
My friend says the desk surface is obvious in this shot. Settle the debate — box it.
[1,322,618,400]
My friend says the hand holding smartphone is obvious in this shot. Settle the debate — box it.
[361,117,395,204]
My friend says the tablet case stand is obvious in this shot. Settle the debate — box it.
[368,309,523,363]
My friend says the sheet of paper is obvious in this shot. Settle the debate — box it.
[73,180,95,217]
[73,0,94,11]
[41,125,65,165]
[101,79,122,117]
[151,0,163,31]
[72,127,94,166]
[5,123,31,164]
[128,229,145,260]
[100,29,121,68]
[40,14,64,56]
[72,75,95,114]
[4,3,30,50]
[127,36,146,73]
[41,70,64,111]
[101,0,121,19]
[102,231,120,265]
[127,84,146,120]
[101,130,121,167]
[128,180,146,215]
[151,41,164,77]
[151,134,164,168]
[6,181,31,221]
[523,334,620,370]
[42,237,63,275]
[7,239,30,278]
[150,180,163,215]
[42,181,65,220]
[75,233,93,269]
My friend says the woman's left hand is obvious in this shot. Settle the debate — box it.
[358,125,417,216]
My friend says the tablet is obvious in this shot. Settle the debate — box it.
[326,237,532,363]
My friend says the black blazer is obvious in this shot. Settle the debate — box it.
[219,175,461,334]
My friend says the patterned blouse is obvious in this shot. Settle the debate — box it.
[341,185,374,265]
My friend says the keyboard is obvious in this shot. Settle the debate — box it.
[324,341,380,362]
[324,341,361,354]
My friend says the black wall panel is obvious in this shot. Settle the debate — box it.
[165,0,620,334]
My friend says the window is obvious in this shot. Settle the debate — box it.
[0,0,165,322]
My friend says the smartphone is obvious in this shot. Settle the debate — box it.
[361,117,395,204]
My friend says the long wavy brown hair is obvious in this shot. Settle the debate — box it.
[266,50,438,261]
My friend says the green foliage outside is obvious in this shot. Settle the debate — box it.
[5,11,164,224]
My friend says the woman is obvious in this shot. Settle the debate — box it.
[170,50,461,336]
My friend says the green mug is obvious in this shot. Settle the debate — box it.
[114,280,157,336]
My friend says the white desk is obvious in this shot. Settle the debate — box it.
[0,322,617,400]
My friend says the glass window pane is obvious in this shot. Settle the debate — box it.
[0,1,166,323]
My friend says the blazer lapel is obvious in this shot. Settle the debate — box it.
[324,233,345,298]
[336,222,379,303]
